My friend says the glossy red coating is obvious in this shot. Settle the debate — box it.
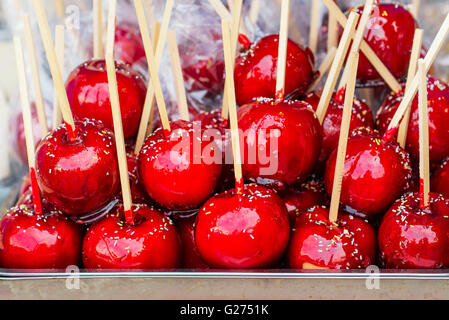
[324,128,412,217]
[279,176,327,225]
[304,92,374,162]
[347,3,417,82]
[234,35,315,106]
[138,120,222,210]
[377,77,449,164]
[35,119,120,216]
[287,206,376,269]
[0,205,83,270]
[378,192,449,269]
[177,215,209,269]
[183,57,225,96]
[65,59,146,139]
[237,99,322,189]
[82,204,181,269]
[114,24,146,66]
[195,184,290,269]
[126,152,150,204]
[432,158,449,199]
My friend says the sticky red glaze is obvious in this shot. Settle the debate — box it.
[12,103,43,164]
[287,206,376,269]
[183,57,225,95]
[348,3,417,82]
[234,35,315,106]
[126,152,150,204]
[377,77,449,164]
[279,176,327,225]
[82,204,181,269]
[0,205,83,269]
[432,158,449,199]
[304,92,374,162]
[237,99,322,189]
[138,120,222,210]
[195,184,290,269]
[378,192,449,269]
[35,119,120,216]
[66,59,146,139]
[177,215,209,269]
[114,24,146,66]
[324,128,412,217]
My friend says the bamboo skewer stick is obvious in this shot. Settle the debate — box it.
[337,0,374,91]
[32,0,77,141]
[417,59,429,208]
[328,12,338,51]
[93,0,104,59]
[134,0,173,154]
[308,46,337,92]
[23,14,48,136]
[55,0,65,18]
[309,0,320,55]
[52,25,65,129]
[322,0,402,94]
[315,11,359,124]
[105,0,134,225]
[397,29,424,148]
[329,50,359,223]
[168,30,190,121]
[410,0,421,19]
[14,36,43,216]
[222,20,244,194]
[208,0,232,21]
[386,13,449,133]
[275,0,290,101]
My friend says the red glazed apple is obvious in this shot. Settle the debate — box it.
[138,120,222,210]
[347,2,417,82]
[35,119,120,216]
[279,176,327,225]
[378,192,449,269]
[237,99,322,189]
[0,205,83,269]
[234,35,315,106]
[304,92,374,162]
[82,204,181,269]
[177,214,209,269]
[324,128,412,218]
[195,184,290,269]
[114,24,146,66]
[65,59,146,139]
[287,206,376,269]
[377,77,449,164]
[432,158,449,199]
[126,152,150,204]
[183,57,225,96]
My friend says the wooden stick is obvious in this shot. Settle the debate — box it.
[221,0,243,119]
[274,0,290,101]
[397,28,424,148]
[227,0,235,14]
[315,11,359,124]
[55,0,64,18]
[93,0,104,59]
[222,20,244,194]
[249,0,261,25]
[14,36,43,216]
[337,0,374,91]
[52,25,64,129]
[134,0,173,154]
[327,12,338,51]
[134,0,171,135]
[208,0,232,21]
[168,30,189,121]
[410,0,421,19]
[386,13,449,132]
[106,0,133,224]
[322,0,402,94]
[308,46,337,92]
[417,59,429,208]
[309,0,320,55]
[329,50,359,223]
[23,14,48,136]
[32,0,77,141]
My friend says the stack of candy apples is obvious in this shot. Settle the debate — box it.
[3,0,449,273]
